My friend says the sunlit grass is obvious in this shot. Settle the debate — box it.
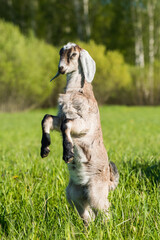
[0,106,160,239]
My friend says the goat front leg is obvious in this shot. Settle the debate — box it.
[41,114,61,158]
[61,119,74,163]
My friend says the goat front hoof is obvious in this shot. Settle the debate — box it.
[41,147,50,158]
[63,152,74,163]
[67,156,74,163]
[41,133,51,147]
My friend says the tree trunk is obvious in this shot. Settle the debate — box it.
[131,0,145,104]
[83,0,91,41]
[132,0,145,68]
[148,0,155,104]
[73,0,83,40]
[30,0,38,34]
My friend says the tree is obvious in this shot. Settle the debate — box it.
[73,0,83,40]
[131,0,145,68]
[147,0,156,104]
[83,0,91,40]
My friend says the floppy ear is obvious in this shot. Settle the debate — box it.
[79,49,96,83]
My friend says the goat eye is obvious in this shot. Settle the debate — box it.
[71,53,77,57]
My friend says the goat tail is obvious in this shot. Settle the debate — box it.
[109,161,119,191]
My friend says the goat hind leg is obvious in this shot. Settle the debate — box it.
[66,181,95,225]
[41,114,60,158]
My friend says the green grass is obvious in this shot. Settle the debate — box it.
[0,106,160,239]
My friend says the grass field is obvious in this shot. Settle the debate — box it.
[0,106,160,240]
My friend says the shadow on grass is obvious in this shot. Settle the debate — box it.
[0,214,9,236]
[130,160,160,184]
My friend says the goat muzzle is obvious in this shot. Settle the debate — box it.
[59,66,65,74]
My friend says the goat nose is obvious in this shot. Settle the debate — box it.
[59,66,64,73]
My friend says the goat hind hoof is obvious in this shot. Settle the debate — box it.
[41,147,50,158]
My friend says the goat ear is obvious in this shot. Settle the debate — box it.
[79,49,96,83]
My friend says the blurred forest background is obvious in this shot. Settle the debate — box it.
[0,0,160,111]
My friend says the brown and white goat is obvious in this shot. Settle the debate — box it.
[40,43,119,224]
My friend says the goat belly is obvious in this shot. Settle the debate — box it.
[68,145,90,185]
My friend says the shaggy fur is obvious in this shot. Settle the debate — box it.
[40,43,119,224]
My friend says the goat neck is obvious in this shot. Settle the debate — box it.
[65,65,84,92]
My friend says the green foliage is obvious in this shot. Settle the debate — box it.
[0,21,132,110]
[0,106,160,239]
[78,41,131,103]
[0,20,58,111]
[1,0,160,67]
[1,20,160,109]
[0,0,139,63]
[130,63,160,105]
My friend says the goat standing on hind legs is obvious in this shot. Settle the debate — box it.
[40,43,119,225]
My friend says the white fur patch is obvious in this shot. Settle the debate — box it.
[63,42,76,50]
[68,145,90,185]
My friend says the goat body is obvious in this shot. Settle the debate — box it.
[41,43,119,224]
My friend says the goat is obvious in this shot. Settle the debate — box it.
[40,42,119,225]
